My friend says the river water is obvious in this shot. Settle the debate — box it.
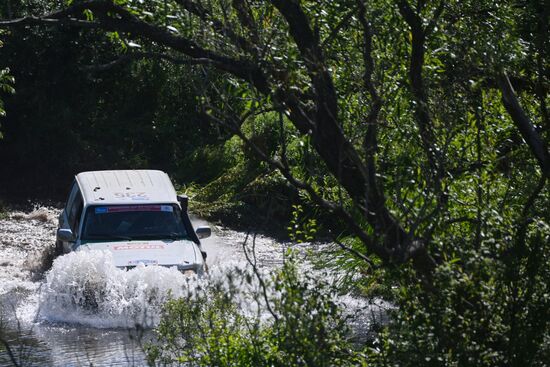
[0,207,387,366]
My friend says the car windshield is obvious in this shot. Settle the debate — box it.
[81,204,188,241]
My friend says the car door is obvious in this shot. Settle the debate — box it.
[58,181,84,252]
[59,181,77,229]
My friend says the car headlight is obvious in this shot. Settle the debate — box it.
[182,269,197,277]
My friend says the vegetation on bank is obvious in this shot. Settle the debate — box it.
[0,201,8,220]
[0,0,549,366]
[148,255,362,367]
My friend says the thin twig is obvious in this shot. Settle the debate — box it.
[333,238,375,267]
[242,233,279,322]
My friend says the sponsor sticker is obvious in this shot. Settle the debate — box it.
[127,259,158,266]
[95,205,174,214]
[113,243,166,250]
[114,192,149,200]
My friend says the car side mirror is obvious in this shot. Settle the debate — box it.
[57,228,75,242]
[177,195,189,210]
[196,226,211,239]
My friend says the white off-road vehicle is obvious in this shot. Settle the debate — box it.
[56,170,210,275]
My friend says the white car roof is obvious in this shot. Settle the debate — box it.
[75,170,179,206]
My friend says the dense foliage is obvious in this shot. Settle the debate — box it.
[0,0,236,200]
[147,257,360,367]
[0,0,548,366]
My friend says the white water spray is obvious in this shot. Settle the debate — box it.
[39,250,194,328]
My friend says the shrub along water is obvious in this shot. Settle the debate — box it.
[147,255,362,367]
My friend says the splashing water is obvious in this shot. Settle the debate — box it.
[1,207,389,366]
[39,250,195,328]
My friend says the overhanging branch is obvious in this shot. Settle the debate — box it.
[80,52,216,72]
[499,73,550,177]
[203,111,392,262]
[0,0,270,93]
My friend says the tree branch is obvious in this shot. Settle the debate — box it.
[270,0,324,66]
[174,0,256,53]
[204,110,393,262]
[499,73,550,177]
[397,0,445,212]
[321,6,358,48]
[266,0,437,275]
[334,238,375,267]
[242,233,279,322]
[0,15,99,28]
[358,0,384,211]
[0,0,270,93]
[80,52,216,72]
[231,0,260,46]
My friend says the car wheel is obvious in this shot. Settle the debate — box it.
[201,263,209,275]
[54,240,63,257]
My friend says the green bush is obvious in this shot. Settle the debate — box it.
[146,256,362,367]
[366,220,550,367]
[186,122,299,231]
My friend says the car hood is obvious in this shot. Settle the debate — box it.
[76,240,200,268]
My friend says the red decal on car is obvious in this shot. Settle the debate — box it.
[97,205,173,213]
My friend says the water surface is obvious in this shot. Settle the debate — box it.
[0,208,386,366]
